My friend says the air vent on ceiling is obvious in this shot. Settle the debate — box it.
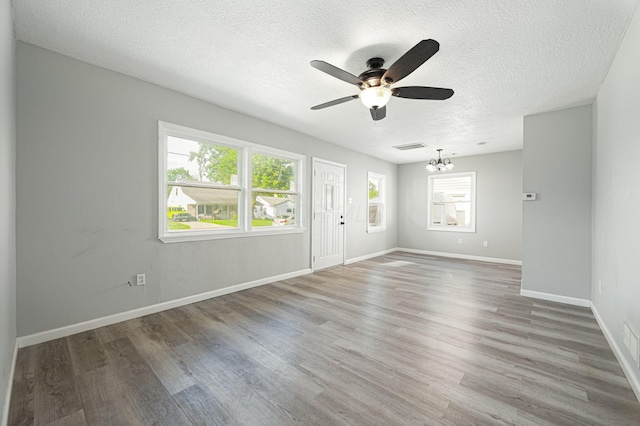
[393,142,426,151]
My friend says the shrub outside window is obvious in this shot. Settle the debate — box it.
[159,122,305,242]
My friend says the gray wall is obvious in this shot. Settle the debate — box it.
[592,4,640,387]
[522,105,592,300]
[15,42,397,336]
[0,0,16,419]
[398,150,522,261]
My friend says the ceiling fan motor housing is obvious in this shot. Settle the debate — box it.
[359,57,387,87]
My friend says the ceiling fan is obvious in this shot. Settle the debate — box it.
[310,39,454,121]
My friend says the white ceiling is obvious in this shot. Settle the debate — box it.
[11,0,639,163]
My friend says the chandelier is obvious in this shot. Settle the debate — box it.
[425,149,454,172]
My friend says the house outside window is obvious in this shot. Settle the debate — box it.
[368,172,386,232]
[159,122,305,242]
[427,171,476,232]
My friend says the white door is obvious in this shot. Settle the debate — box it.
[313,158,346,270]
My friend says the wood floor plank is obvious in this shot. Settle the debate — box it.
[8,381,34,426]
[76,365,140,426]
[45,409,86,426]
[34,339,82,426]
[172,384,236,426]
[9,346,37,426]
[102,337,191,425]
[8,252,640,425]
[127,326,196,395]
[67,330,107,376]
[93,317,143,344]
[172,337,298,425]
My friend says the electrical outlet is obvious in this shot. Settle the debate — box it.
[136,273,145,286]
[483,241,488,247]
[458,239,463,245]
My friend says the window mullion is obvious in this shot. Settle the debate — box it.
[243,147,252,232]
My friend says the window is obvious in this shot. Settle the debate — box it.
[427,171,476,232]
[367,172,386,232]
[159,122,305,242]
[251,152,298,228]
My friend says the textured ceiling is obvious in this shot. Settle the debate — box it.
[11,0,639,163]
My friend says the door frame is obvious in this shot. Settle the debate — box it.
[311,157,347,271]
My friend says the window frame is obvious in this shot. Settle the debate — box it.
[427,171,476,233]
[367,171,386,233]
[158,121,305,243]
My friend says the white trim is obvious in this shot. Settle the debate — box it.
[345,248,399,265]
[397,248,522,266]
[519,289,591,308]
[592,304,640,403]
[2,340,18,426]
[312,157,347,169]
[17,268,312,348]
[366,227,386,233]
[160,226,305,243]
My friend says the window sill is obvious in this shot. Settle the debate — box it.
[159,226,305,243]
[367,227,387,233]
[427,226,476,233]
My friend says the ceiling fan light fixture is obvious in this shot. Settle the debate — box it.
[360,86,392,109]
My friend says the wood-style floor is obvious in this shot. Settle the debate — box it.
[8,252,640,425]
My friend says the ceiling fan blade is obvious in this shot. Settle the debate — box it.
[370,106,386,121]
[311,95,359,110]
[310,60,364,86]
[392,86,454,100]
[382,39,440,84]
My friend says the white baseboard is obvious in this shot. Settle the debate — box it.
[592,304,640,404]
[17,268,312,348]
[396,248,522,266]
[2,340,18,426]
[345,248,400,265]
[520,289,591,308]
